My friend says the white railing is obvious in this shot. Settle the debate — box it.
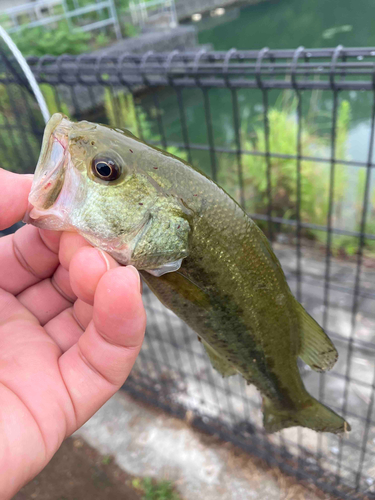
[129,0,177,30]
[3,0,121,39]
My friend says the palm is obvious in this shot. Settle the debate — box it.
[0,169,146,499]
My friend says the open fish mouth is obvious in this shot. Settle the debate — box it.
[24,113,72,225]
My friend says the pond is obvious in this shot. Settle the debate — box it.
[195,0,375,51]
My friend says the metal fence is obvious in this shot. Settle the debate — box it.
[128,0,178,31]
[2,0,121,39]
[1,47,375,499]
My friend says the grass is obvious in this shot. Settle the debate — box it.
[132,477,181,500]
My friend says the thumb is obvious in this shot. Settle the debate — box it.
[0,169,33,230]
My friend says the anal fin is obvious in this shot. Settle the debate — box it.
[202,340,237,378]
[296,301,338,372]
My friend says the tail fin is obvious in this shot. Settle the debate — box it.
[263,396,351,434]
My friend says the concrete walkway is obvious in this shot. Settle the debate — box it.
[75,391,334,500]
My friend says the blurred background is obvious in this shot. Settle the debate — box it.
[1,1,375,499]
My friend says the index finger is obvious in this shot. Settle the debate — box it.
[0,169,33,230]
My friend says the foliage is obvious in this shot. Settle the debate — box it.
[216,94,375,258]
[40,84,70,116]
[0,82,68,174]
[0,83,41,173]
[66,0,103,10]
[218,94,353,254]
[132,477,181,500]
[104,88,186,160]
[104,87,138,133]
[101,454,112,465]
[11,24,91,57]
[122,21,140,38]
[337,164,375,257]
[219,96,349,224]
[0,14,13,32]
[93,31,111,48]
[4,0,139,58]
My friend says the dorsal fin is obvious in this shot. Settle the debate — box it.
[296,301,338,372]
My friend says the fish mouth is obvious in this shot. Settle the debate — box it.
[24,113,72,226]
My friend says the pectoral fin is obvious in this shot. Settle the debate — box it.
[145,258,183,277]
[202,340,237,378]
[296,301,338,372]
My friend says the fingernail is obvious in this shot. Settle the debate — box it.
[98,249,111,271]
[126,265,141,292]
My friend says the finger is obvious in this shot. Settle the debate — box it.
[43,300,93,352]
[59,232,91,270]
[0,287,38,328]
[0,289,70,461]
[39,229,62,254]
[44,307,83,352]
[74,299,93,330]
[59,266,146,428]
[0,225,60,295]
[17,265,76,325]
[0,169,32,230]
[69,247,119,305]
[44,299,93,352]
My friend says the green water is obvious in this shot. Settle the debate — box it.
[196,0,375,50]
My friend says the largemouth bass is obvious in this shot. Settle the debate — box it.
[24,113,350,434]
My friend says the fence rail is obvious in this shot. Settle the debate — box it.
[25,47,375,89]
[1,47,375,499]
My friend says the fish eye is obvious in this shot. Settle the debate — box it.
[91,156,121,181]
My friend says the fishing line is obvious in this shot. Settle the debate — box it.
[0,25,50,124]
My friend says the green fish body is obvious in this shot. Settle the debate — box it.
[25,113,350,434]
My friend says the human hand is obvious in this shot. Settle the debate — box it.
[0,168,146,499]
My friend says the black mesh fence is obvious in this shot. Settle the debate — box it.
[1,46,375,499]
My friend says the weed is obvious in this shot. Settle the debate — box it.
[132,477,181,500]
[101,455,112,465]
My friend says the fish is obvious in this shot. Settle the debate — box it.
[24,113,350,434]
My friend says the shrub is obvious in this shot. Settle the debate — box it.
[218,94,355,255]
[11,24,92,57]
